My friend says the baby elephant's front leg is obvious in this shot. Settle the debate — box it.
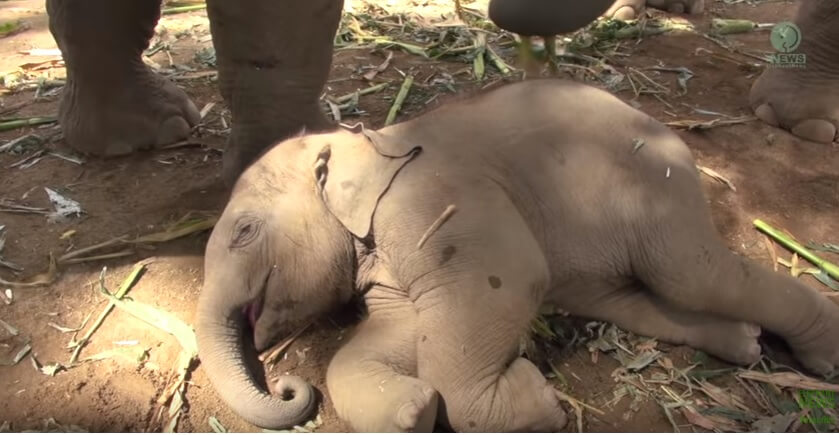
[419,309,568,432]
[327,286,438,432]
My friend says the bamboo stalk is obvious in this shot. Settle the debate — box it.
[711,18,757,35]
[332,82,389,104]
[161,4,206,15]
[486,45,512,76]
[384,75,413,126]
[473,32,486,81]
[0,116,56,132]
[754,219,839,280]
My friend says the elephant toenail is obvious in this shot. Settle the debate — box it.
[754,104,780,127]
[745,323,761,336]
[791,119,837,144]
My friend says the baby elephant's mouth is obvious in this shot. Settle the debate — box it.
[243,294,264,330]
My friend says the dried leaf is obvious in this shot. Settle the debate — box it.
[30,354,65,376]
[667,115,757,131]
[806,242,839,255]
[624,350,662,371]
[696,165,737,192]
[44,187,83,223]
[696,380,752,413]
[750,412,799,432]
[764,235,779,272]
[362,51,393,81]
[738,370,839,392]
[0,253,58,288]
[0,318,19,336]
[682,406,724,431]
[208,417,227,433]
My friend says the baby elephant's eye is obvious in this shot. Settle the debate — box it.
[230,216,263,248]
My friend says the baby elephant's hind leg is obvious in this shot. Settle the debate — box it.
[633,196,839,375]
[558,281,762,365]
[327,288,438,432]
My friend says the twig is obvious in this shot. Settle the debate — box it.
[416,205,457,249]
[58,236,127,264]
[384,75,413,126]
[0,253,58,288]
[258,321,313,364]
[665,115,757,130]
[60,250,135,265]
[67,263,146,365]
[696,165,737,192]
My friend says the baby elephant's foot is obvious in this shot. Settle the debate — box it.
[605,0,704,20]
[59,65,200,156]
[784,302,839,377]
[349,376,438,432]
[693,321,763,366]
[499,358,568,432]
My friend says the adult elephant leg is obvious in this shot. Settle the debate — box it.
[488,0,615,36]
[205,0,343,185]
[327,285,438,432]
[555,280,762,365]
[750,0,839,143]
[46,0,200,155]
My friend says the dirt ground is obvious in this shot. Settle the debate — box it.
[1,0,837,432]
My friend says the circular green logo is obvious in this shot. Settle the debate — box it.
[770,22,802,53]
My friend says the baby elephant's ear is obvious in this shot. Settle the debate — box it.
[314,129,421,238]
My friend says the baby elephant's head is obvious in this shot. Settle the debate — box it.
[195,127,420,430]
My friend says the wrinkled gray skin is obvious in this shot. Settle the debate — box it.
[46,0,839,190]
[200,80,839,432]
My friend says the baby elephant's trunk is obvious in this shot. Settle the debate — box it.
[196,289,316,429]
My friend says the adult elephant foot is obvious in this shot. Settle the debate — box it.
[59,67,200,155]
[605,0,705,20]
[47,0,200,156]
[749,1,839,143]
[206,0,344,186]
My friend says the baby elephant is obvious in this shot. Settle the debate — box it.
[196,79,839,432]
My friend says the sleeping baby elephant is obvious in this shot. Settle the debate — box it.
[196,79,839,432]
